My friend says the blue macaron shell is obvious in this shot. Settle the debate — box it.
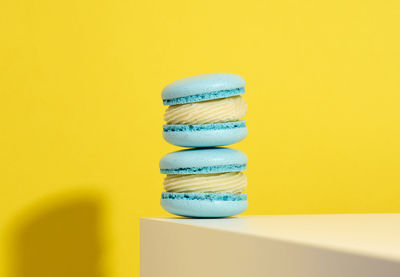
[160,147,248,175]
[161,192,248,218]
[162,73,245,105]
[163,121,248,147]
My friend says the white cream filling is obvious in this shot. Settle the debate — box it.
[164,96,247,125]
[163,172,247,194]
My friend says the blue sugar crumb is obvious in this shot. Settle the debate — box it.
[163,87,245,106]
[163,121,246,132]
[160,164,247,174]
[161,192,247,201]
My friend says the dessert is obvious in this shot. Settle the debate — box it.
[160,148,248,218]
[162,73,248,147]
[160,73,249,217]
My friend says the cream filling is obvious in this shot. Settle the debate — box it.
[164,96,247,125]
[163,172,247,194]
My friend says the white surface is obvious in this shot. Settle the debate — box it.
[158,214,400,261]
[140,214,400,277]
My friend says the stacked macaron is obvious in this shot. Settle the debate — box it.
[160,73,248,218]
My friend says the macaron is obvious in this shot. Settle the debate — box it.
[159,148,248,218]
[162,73,248,147]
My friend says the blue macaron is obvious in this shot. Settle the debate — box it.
[160,148,248,218]
[162,73,248,148]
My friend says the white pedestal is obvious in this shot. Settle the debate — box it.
[140,214,400,277]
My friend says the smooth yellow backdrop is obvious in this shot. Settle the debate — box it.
[1,0,400,276]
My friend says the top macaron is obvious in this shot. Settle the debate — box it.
[162,73,248,148]
[162,73,246,106]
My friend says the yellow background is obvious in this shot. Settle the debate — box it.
[1,0,400,276]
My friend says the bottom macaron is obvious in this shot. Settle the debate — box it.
[160,192,248,218]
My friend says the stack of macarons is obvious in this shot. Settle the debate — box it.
[160,73,248,218]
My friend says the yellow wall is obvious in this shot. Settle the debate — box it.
[1,0,400,276]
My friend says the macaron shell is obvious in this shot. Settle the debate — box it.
[162,87,244,106]
[161,195,248,218]
[159,147,248,172]
[160,164,246,175]
[162,73,245,104]
[163,124,248,148]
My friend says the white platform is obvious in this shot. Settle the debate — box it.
[140,214,400,277]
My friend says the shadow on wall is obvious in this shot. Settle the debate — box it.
[8,191,106,277]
